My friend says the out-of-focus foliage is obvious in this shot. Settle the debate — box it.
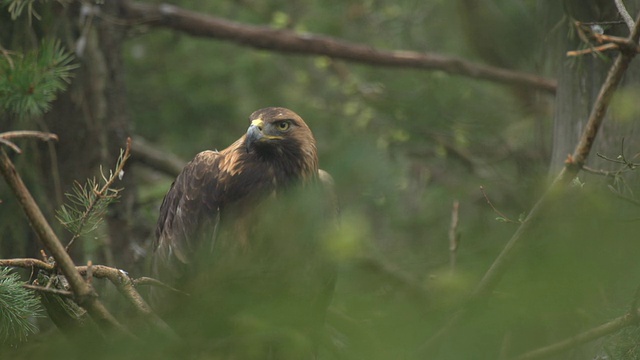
[0,39,77,119]
[4,0,640,359]
[0,268,42,345]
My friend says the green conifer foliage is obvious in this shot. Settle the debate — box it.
[0,39,77,119]
[0,267,42,345]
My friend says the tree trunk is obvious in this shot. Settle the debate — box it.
[549,1,640,191]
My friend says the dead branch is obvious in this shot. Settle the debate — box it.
[479,186,520,224]
[130,136,185,177]
[134,276,188,295]
[0,147,127,335]
[449,200,460,273]
[120,1,556,94]
[513,311,640,360]
[0,131,58,154]
[418,11,640,356]
[615,0,635,32]
[1,257,179,339]
[75,265,179,340]
[0,258,54,270]
[24,284,73,297]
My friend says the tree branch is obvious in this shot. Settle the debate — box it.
[514,311,640,360]
[615,0,635,33]
[0,258,178,340]
[120,1,556,94]
[130,136,185,177]
[418,11,640,356]
[0,147,127,335]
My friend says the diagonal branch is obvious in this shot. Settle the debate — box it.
[514,310,640,360]
[120,1,556,94]
[0,147,128,335]
[418,10,640,356]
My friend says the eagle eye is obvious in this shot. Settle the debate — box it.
[276,120,291,131]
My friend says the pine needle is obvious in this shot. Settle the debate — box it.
[0,267,42,345]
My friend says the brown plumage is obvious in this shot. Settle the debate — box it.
[151,107,336,353]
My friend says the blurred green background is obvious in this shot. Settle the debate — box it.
[3,0,640,359]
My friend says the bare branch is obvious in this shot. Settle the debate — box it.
[0,131,58,142]
[0,258,54,270]
[1,257,178,340]
[0,148,127,335]
[120,1,556,94]
[24,284,73,298]
[134,276,188,295]
[130,136,185,177]
[449,200,460,273]
[514,311,640,360]
[0,138,22,154]
[615,0,635,33]
[479,186,520,224]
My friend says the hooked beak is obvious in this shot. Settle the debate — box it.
[245,119,264,153]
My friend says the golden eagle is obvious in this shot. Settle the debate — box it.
[152,107,336,356]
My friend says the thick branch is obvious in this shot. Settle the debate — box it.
[0,148,126,334]
[120,1,556,94]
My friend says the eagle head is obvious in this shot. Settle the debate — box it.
[244,107,318,180]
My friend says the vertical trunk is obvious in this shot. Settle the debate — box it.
[549,1,640,191]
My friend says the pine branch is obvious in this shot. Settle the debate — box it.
[0,267,43,345]
[0,39,78,118]
[60,138,132,251]
[0,258,179,340]
[0,145,128,335]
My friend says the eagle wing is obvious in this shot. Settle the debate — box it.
[152,150,223,286]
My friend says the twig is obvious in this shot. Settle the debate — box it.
[0,131,58,154]
[23,284,73,298]
[65,137,132,251]
[1,257,179,339]
[0,148,127,335]
[130,136,185,177]
[120,1,557,94]
[0,131,59,142]
[513,311,640,360]
[75,264,179,340]
[567,43,619,57]
[0,138,22,154]
[479,186,519,224]
[86,260,93,286]
[418,10,640,356]
[134,276,188,295]
[615,0,635,33]
[449,200,460,273]
[0,258,55,270]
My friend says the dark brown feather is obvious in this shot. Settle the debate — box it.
[151,108,335,315]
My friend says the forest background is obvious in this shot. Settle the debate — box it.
[2,1,640,359]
